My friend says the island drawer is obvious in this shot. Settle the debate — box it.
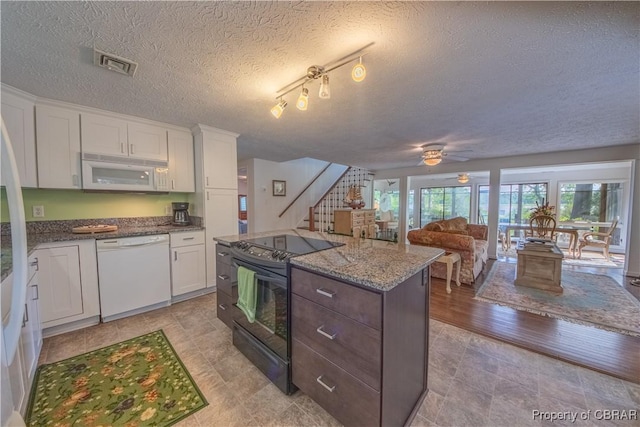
[216,290,234,328]
[292,294,381,390]
[215,243,232,266]
[291,267,381,330]
[292,339,380,427]
[215,261,234,295]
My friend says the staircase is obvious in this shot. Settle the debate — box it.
[300,166,374,232]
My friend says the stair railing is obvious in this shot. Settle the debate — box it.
[308,167,353,231]
[278,162,333,218]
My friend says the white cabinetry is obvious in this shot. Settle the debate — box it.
[35,104,81,189]
[0,85,37,188]
[1,253,42,416]
[192,124,239,287]
[81,113,168,161]
[35,240,100,335]
[167,129,195,192]
[170,230,206,297]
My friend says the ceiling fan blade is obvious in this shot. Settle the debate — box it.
[444,154,470,162]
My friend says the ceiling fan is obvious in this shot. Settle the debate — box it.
[418,144,471,166]
[445,173,472,183]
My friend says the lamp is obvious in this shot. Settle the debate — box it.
[351,57,366,82]
[422,150,442,166]
[270,99,287,119]
[296,87,309,111]
[457,173,470,184]
[269,42,374,118]
[318,74,331,99]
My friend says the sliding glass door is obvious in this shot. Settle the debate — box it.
[419,186,471,227]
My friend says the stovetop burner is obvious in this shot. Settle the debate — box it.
[230,234,343,265]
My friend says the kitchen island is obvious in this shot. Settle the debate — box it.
[214,230,443,426]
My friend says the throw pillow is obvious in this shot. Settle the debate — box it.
[423,221,443,231]
[442,217,468,231]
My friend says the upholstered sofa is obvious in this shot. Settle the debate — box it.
[407,217,489,285]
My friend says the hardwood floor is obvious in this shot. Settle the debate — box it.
[429,258,640,384]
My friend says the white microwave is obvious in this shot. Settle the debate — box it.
[81,153,169,192]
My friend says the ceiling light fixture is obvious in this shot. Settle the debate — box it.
[270,98,287,119]
[270,42,374,118]
[351,57,366,82]
[457,173,470,184]
[422,150,443,166]
[296,87,309,110]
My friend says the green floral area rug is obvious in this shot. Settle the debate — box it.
[26,330,207,427]
[475,262,640,337]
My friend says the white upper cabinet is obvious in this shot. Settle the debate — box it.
[127,122,168,161]
[80,113,168,161]
[36,104,81,189]
[194,125,238,190]
[167,129,195,192]
[1,86,37,188]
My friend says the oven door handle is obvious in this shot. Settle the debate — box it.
[254,273,287,289]
[232,259,287,289]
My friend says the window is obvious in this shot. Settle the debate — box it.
[420,186,471,227]
[478,183,547,226]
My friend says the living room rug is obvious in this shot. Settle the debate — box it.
[475,262,640,337]
[26,330,207,427]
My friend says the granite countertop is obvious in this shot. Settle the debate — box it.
[215,229,444,291]
[1,224,204,281]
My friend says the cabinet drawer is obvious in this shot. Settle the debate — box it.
[292,294,381,390]
[215,244,232,266]
[292,339,380,427]
[170,230,205,247]
[216,290,234,328]
[215,262,235,296]
[291,268,381,330]
[352,218,364,227]
[365,211,375,220]
[351,211,365,220]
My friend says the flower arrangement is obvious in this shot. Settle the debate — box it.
[529,199,555,218]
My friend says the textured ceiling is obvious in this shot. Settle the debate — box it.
[1,1,638,171]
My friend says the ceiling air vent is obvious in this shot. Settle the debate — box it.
[93,48,138,77]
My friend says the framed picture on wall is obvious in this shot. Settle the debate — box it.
[273,180,286,196]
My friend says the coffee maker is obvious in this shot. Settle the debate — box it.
[172,202,191,226]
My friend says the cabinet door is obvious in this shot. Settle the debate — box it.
[202,134,237,189]
[36,105,81,189]
[0,89,37,187]
[81,113,128,156]
[21,259,42,388]
[127,122,168,161]
[171,244,206,296]
[37,245,83,323]
[168,129,195,192]
[204,189,238,286]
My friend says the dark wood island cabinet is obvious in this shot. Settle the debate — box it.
[290,265,430,427]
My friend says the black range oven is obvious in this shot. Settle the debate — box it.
[228,234,343,394]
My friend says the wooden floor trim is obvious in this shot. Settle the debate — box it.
[429,259,640,384]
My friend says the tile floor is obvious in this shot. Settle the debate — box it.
[39,292,640,427]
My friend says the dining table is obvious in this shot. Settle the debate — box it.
[501,223,592,258]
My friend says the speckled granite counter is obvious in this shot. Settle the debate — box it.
[215,229,443,291]
[1,219,204,281]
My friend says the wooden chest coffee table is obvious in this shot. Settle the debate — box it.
[514,242,564,293]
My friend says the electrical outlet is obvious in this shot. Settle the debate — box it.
[32,205,45,218]
[165,205,172,215]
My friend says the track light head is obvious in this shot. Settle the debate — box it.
[352,57,366,82]
[296,87,309,111]
[270,99,287,119]
[319,74,331,99]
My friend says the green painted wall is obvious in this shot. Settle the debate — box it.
[1,188,191,222]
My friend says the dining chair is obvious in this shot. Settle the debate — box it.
[577,218,619,259]
[524,214,557,241]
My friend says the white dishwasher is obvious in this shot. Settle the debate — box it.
[97,234,171,322]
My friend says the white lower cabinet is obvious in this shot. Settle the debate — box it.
[2,252,42,416]
[35,239,100,334]
[170,231,206,296]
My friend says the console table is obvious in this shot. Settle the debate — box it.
[515,242,564,293]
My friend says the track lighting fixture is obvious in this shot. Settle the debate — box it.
[296,87,309,110]
[318,74,331,99]
[270,99,287,119]
[351,57,366,82]
[269,42,374,118]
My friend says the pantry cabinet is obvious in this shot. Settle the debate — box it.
[80,113,168,161]
[35,239,100,334]
[35,104,81,189]
[170,231,206,296]
[167,129,195,192]
[0,85,37,188]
